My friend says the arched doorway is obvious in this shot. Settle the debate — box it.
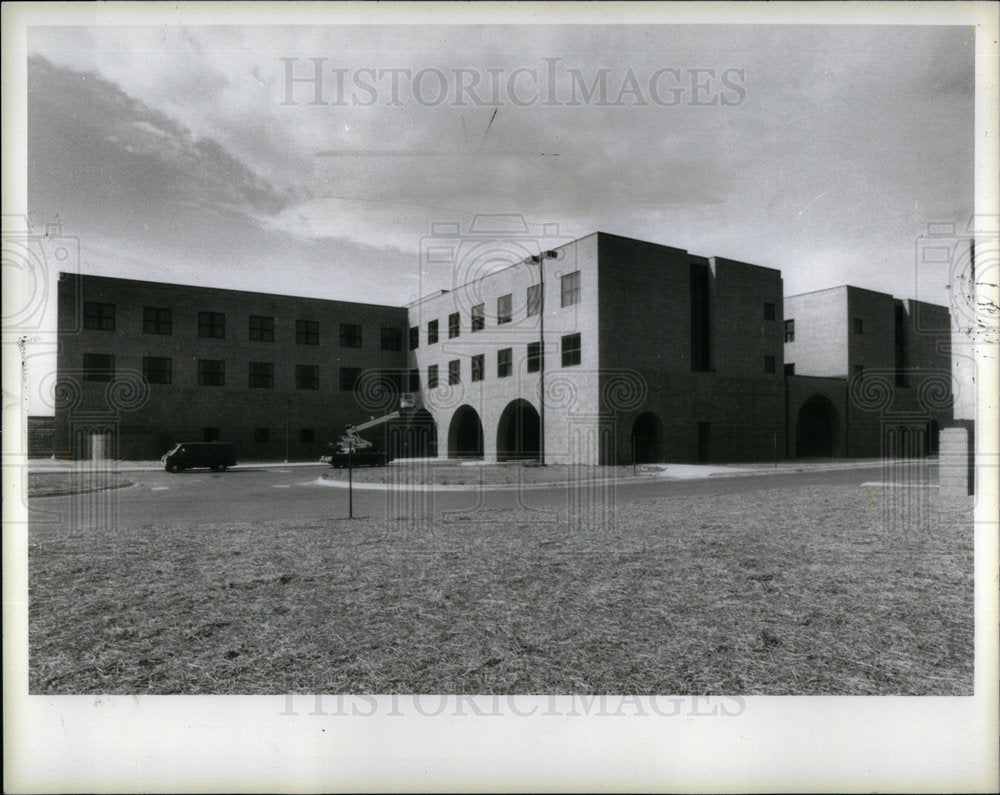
[447,405,484,459]
[796,395,838,457]
[631,412,665,464]
[389,408,437,459]
[497,399,540,461]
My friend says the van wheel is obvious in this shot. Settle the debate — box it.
[166,463,180,473]
[218,465,228,472]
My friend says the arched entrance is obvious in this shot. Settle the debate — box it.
[631,412,665,464]
[497,399,540,461]
[447,405,484,459]
[389,408,437,459]
[796,395,838,457]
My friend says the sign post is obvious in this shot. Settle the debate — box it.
[347,439,354,519]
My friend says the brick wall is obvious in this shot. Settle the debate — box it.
[598,234,786,464]
[407,234,600,464]
[55,273,408,460]
[27,415,55,458]
[784,287,849,378]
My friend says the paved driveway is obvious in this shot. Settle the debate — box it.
[28,463,898,530]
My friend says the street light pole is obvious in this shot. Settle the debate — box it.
[532,250,558,466]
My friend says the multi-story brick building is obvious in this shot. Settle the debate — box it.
[784,285,953,458]
[408,232,785,465]
[55,273,408,461]
[53,230,954,465]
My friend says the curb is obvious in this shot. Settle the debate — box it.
[311,461,899,492]
[28,480,138,500]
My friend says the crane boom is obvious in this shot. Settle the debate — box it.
[347,410,403,434]
[328,394,419,463]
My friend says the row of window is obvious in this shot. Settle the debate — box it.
[83,303,403,350]
[81,355,368,391]
[409,271,581,350]
[423,334,582,387]
[84,343,782,391]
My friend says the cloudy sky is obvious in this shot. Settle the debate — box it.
[25,23,973,305]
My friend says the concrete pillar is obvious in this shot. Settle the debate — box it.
[938,426,972,498]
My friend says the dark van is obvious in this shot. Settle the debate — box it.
[161,442,237,472]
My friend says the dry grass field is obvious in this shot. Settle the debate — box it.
[29,483,973,695]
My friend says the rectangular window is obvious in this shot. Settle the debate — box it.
[142,356,172,385]
[471,304,485,332]
[409,326,419,350]
[427,319,439,344]
[300,428,315,444]
[203,427,220,442]
[560,271,581,307]
[340,322,362,348]
[526,284,541,317]
[381,326,402,351]
[527,341,542,373]
[784,319,795,343]
[408,367,420,392]
[784,363,795,376]
[198,311,225,339]
[448,359,460,385]
[295,364,319,390]
[471,354,484,383]
[296,319,319,345]
[427,364,439,389]
[764,302,776,321]
[497,294,512,325]
[84,302,115,331]
[254,428,270,443]
[339,367,362,392]
[249,361,274,388]
[83,353,115,382]
[561,333,581,367]
[143,307,172,335]
[448,312,460,339]
[764,355,776,374]
[197,359,225,386]
[854,317,864,334]
[249,315,274,342]
[497,348,513,378]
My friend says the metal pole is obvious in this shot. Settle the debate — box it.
[538,254,546,466]
[348,443,353,519]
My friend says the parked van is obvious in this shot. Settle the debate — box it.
[161,442,237,472]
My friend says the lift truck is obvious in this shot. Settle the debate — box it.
[326,393,417,468]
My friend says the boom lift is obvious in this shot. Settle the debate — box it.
[327,393,417,467]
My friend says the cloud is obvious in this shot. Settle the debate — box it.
[25,24,974,308]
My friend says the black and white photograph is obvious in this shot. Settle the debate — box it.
[3,1,998,792]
